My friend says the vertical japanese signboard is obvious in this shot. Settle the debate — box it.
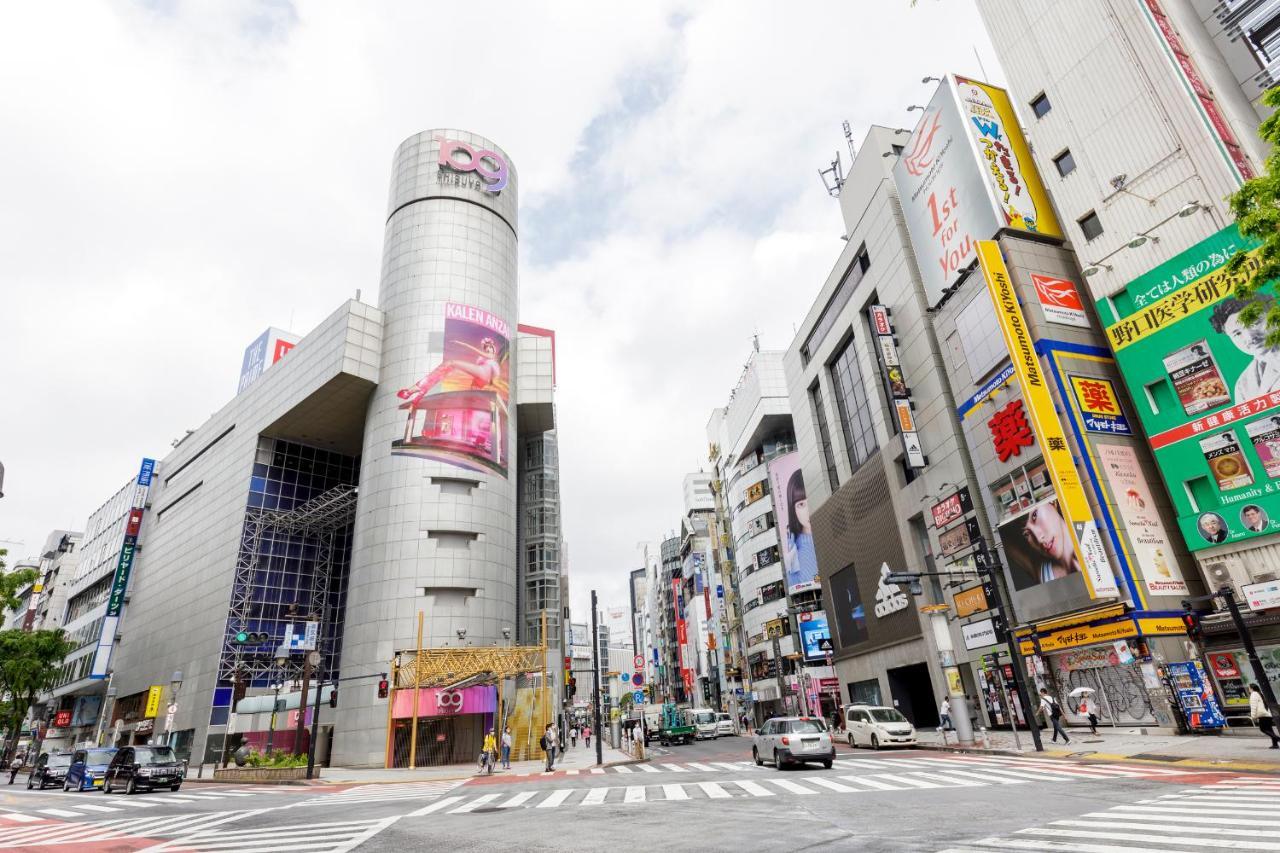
[1101,225,1275,552]
[90,458,156,679]
[868,305,926,467]
[978,242,1119,598]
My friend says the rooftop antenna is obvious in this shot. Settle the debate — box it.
[843,120,856,163]
[818,150,844,198]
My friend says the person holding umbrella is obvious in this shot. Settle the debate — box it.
[1072,687,1098,735]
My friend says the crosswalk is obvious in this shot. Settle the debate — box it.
[295,779,466,808]
[521,759,765,776]
[0,808,257,849]
[403,755,1193,816]
[143,815,399,852]
[0,788,271,826]
[938,776,1280,852]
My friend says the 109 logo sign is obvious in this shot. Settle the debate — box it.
[435,136,508,193]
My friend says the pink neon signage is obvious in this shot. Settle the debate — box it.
[435,137,509,193]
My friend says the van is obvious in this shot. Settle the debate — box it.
[691,708,718,740]
[715,712,736,736]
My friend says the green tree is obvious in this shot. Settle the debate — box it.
[0,547,39,613]
[1229,86,1280,341]
[0,630,77,762]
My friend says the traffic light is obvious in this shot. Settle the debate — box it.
[232,630,271,645]
[329,688,338,708]
[1181,605,1202,641]
[377,677,389,699]
[568,677,577,697]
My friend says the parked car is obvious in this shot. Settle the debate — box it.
[27,752,73,790]
[715,712,736,737]
[103,745,184,794]
[752,717,835,769]
[63,748,117,791]
[843,704,917,749]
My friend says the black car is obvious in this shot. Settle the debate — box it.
[27,751,73,789]
[102,745,184,794]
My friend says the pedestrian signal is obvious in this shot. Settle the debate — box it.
[377,678,389,699]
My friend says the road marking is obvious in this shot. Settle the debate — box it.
[590,768,605,775]
[0,812,42,823]
[697,781,731,799]
[659,764,689,772]
[1092,809,1280,827]
[497,791,538,809]
[72,803,122,812]
[566,769,579,775]
[838,775,900,790]
[635,763,660,773]
[731,780,774,797]
[912,771,987,787]
[37,808,83,817]
[804,777,858,793]
[407,796,465,816]
[922,767,1023,786]
[767,779,818,796]
[710,762,742,772]
[685,762,717,772]
[448,793,501,814]
[613,765,634,774]
[960,837,1194,852]
[623,785,646,803]
[1160,798,1280,811]
[869,774,941,789]
[662,784,689,801]
[1053,818,1280,839]
[537,789,574,808]
[581,787,611,805]
[1018,826,1280,850]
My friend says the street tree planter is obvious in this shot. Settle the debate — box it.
[211,766,310,783]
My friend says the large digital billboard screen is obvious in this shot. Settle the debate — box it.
[1101,225,1273,551]
[828,565,868,649]
[797,613,831,662]
[392,303,511,476]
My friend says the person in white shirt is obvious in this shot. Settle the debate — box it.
[937,697,953,732]
[1250,684,1280,749]
[1039,689,1070,745]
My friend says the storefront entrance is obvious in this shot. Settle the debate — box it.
[886,662,938,729]
[390,713,486,768]
[1047,644,1156,726]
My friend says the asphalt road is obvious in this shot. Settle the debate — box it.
[2,737,1276,852]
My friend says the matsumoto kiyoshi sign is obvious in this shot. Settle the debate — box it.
[1101,225,1275,552]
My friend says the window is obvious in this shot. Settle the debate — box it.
[1078,210,1104,241]
[828,337,879,472]
[1053,149,1076,177]
[809,383,839,490]
[1030,92,1051,118]
[800,247,870,366]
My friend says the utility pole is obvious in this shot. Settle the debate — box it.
[591,590,603,766]
[975,545,1043,752]
[306,668,325,780]
[293,650,316,756]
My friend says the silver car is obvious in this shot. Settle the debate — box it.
[752,716,835,769]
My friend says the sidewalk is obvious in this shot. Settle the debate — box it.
[188,740,638,785]
[914,723,1280,773]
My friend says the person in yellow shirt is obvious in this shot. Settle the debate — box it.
[480,730,497,774]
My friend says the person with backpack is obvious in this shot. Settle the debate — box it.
[1250,684,1280,748]
[539,724,555,771]
[1039,688,1070,745]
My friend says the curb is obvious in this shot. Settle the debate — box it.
[925,742,1280,774]
[296,755,644,786]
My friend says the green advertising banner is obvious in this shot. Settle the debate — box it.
[1100,225,1273,552]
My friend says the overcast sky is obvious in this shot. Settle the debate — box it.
[0,1,1000,623]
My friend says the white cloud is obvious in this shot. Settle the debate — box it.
[0,1,1000,624]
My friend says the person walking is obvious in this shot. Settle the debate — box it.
[1078,694,1099,735]
[1039,689,1070,745]
[8,753,24,785]
[570,725,578,749]
[1250,684,1280,748]
[937,697,953,732]
[500,726,512,769]
[583,725,591,749]
[548,723,560,769]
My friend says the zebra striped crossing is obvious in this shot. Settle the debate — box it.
[936,776,1280,852]
[294,779,466,808]
[0,788,272,826]
[0,808,257,849]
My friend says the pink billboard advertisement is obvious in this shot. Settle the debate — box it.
[393,303,511,476]
[768,452,819,594]
[391,684,497,719]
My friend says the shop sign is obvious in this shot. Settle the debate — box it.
[1019,619,1138,655]
[53,710,72,728]
[873,563,909,618]
[930,487,973,530]
[134,719,154,735]
[1096,444,1189,597]
[745,481,766,505]
[952,585,989,618]
[1099,225,1277,554]
[1069,376,1132,436]
[868,304,926,468]
[938,517,981,557]
[1243,579,1280,612]
[435,136,509,193]
[1031,274,1090,328]
[980,242,1119,598]
[144,685,164,718]
[988,400,1035,462]
[1135,616,1187,635]
[962,618,998,650]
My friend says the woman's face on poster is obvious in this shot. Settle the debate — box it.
[794,497,811,531]
[1021,501,1071,565]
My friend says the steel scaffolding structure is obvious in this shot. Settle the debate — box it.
[220,484,358,688]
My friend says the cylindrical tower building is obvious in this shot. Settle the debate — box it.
[334,130,519,767]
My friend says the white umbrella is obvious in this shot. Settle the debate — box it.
[1068,687,1095,697]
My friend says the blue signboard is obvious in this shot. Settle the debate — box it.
[798,614,832,662]
[633,690,645,703]
[621,672,631,683]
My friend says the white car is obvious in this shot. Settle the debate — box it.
[715,712,736,736]
[843,704,917,749]
[752,717,835,769]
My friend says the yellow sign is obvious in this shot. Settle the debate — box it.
[1069,375,1122,417]
[978,241,1119,599]
[144,685,164,718]
[945,669,964,694]
[765,619,785,639]
[745,482,765,504]
[1136,617,1186,636]
[953,586,989,618]
[1019,620,1138,655]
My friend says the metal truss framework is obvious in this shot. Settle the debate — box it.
[393,645,546,690]
[220,484,358,690]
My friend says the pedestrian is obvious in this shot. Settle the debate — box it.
[539,724,555,772]
[1250,684,1280,749]
[1039,689,1070,745]
[583,725,591,749]
[570,725,578,748]
[500,726,512,769]
[937,696,953,732]
[1077,694,1098,735]
[548,723,559,769]
[479,729,497,775]
[7,752,24,785]
[830,709,841,733]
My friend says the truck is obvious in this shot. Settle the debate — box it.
[657,703,696,746]
[690,708,719,740]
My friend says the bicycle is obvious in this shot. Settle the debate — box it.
[477,749,494,776]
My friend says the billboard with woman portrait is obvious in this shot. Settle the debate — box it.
[768,451,819,593]
[998,496,1081,591]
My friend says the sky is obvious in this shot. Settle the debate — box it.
[0,1,1001,623]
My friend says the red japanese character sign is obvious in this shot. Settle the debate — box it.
[988,399,1036,462]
